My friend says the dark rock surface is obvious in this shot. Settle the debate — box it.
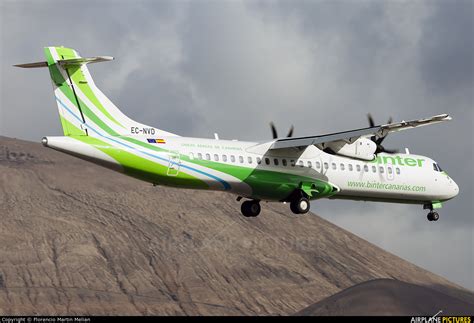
[295,278,474,316]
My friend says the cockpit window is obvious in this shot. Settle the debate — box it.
[433,163,438,171]
[433,163,443,172]
[437,164,443,172]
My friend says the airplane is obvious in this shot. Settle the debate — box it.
[15,46,459,222]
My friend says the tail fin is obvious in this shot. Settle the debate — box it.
[15,46,178,138]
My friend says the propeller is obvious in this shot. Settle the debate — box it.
[270,122,294,139]
[367,114,399,154]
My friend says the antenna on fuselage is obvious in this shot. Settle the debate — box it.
[214,133,219,140]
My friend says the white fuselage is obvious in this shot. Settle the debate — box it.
[127,136,459,204]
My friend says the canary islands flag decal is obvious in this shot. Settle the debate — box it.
[147,138,166,144]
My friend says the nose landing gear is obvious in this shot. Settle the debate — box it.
[424,203,440,222]
[427,211,439,222]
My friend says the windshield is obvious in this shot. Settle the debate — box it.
[432,163,443,172]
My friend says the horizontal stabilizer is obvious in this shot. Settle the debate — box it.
[14,61,48,68]
[57,56,114,67]
[14,56,114,69]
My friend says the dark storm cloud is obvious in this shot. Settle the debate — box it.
[1,0,472,288]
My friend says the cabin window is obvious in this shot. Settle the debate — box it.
[372,165,377,173]
[205,153,211,161]
[348,164,353,171]
[222,155,227,162]
[265,158,270,165]
[379,166,384,173]
[282,159,287,166]
[340,163,345,171]
[239,156,244,163]
[332,163,336,170]
[197,153,203,160]
[256,157,261,164]
[230,155,236,163]
[324,162,329,169]
[316,161,321,169]
[363,165,369,172]
[248,156,253,164]
[388,167,393,174]
[356,164,361,172]
[274,158,279,166]
[396,167,401,175]
[308,161,312,168]
[291,160,296,167]
[214,154,219,162]
[299,160,304,167]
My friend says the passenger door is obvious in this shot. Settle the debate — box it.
[167,151,181,176]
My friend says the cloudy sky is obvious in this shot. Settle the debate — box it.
[1,0,472,289]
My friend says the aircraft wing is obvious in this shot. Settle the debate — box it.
[269,114,452,150]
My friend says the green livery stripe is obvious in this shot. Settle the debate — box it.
[67,64,124,128]
[46,47,123,129]
[179,156,335,200]
[61,117,208,189]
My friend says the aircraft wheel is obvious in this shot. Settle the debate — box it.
[427,212,439,222]
[290,197,310,214]
[241,200,261,217]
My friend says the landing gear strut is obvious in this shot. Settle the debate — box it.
[241,200,261,217]
[290,196,310,215]
[424,203,440,222]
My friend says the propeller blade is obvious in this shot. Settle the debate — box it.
[376,136,386,145]
[287,125,294,138]
[367,113,375,127]
[367,113,399,154]
[383,148,399,154]
[270,122,278,139]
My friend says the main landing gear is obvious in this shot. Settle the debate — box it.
[238,190,311,217]
[424,203,440,222]
[241,200,261,217]
[290,196,310,215]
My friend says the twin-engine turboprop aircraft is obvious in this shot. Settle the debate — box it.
[16,47,459,221]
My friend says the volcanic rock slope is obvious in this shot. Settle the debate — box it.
[0,136,472,315]
[296,279,473,316]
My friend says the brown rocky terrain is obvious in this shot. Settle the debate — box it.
[0,136,472,315]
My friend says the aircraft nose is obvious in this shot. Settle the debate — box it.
[451,180,459,198]
[446,175,459,199]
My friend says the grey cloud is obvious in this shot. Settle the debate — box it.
[419,0,474,94]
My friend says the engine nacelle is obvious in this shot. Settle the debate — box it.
[323,138,376,161]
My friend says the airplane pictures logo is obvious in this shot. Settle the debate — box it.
[410,315,472,323]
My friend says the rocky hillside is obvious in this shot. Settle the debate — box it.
[0,136,472,315]
[296,279,473,316]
